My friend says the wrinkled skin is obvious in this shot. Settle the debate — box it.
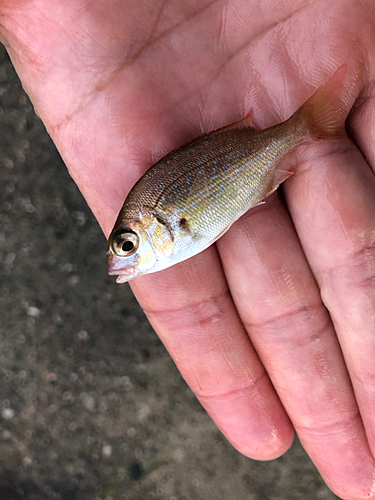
[1,1,375,498]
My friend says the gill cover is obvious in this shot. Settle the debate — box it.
[140,210,174,258]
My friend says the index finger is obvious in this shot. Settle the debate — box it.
[130,246,294,459]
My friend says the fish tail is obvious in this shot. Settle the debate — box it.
[293,64,347,140]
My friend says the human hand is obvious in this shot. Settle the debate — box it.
[1,1,375,497]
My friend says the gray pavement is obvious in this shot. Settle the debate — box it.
[0,45,338,500]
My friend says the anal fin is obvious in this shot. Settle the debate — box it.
[264,170,294,198]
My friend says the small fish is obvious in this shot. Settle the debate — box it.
[107,65,346,282]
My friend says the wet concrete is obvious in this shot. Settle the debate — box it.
[0,46,338,500]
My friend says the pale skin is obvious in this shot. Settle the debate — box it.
[1,0,375,497]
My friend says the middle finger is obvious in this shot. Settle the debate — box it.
[217,193,375,499]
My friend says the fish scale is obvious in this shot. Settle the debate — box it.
[124,125,304,243]
[107,65,347,282]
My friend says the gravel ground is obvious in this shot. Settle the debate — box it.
[0,45,339,500]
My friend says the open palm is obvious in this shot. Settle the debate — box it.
[2,0,375,497]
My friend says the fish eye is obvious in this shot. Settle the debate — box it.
[122,240,134,252]
[112,231,139,257]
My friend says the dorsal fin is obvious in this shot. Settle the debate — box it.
[215,108,258,134]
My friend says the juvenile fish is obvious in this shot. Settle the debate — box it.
[107,66,346,282]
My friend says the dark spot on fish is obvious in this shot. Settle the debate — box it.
[180,218,187,226]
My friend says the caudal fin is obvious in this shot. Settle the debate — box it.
[294,64,347,139]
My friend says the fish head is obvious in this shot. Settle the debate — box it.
[106,210,175,282]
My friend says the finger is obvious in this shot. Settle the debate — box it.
[130,246,294,460]
[217,193,375,500]
[285,135,375,448]
[283,136,375,497]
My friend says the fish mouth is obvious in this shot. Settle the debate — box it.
[116,274,133,283]
[107,253,137,283]
[107,267,137,283]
